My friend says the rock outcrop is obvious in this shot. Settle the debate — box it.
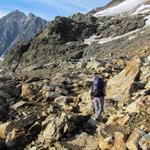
[106,57,141,103]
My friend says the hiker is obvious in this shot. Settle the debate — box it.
[90,74,106,121]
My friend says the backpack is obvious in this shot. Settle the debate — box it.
[91,77,104,97]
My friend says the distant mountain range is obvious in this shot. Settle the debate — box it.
[0,10,47,56]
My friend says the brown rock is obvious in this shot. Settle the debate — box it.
[126,129,145,150]
[5,128,26,148]
[116,59,126,66]
[21,83,36,100]
[42,113,69,143]
[106,58,141,103]
[0,114,37,139]
[0,122,15,139]
[78,91,92,115]
[117,114,130,127]
[99,136,113,150]
[112,132,127,150]
[67,132,99,150]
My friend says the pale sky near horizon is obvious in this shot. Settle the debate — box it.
[0,0,111,20]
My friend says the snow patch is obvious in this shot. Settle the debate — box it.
[144,15,150,26]
[84,35,99,45]
[98,28,141,44]
[128,35,136,40]
[84,28,141,45]
[132,4,150,15]
[94,0,144,17]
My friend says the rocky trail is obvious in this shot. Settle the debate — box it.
[0,48,149,150]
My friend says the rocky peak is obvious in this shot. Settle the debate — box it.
[0,10,47,57]
[0,10,25,23]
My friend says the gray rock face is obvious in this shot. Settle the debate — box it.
[96,16,145,38]
[0,10,47,56]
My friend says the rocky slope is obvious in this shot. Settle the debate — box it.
[0,0,150,149]
[0,48,149,150]
[0,10,47,57]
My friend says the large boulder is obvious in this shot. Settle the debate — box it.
[106,58,141,103]
[126,129,145,150]
[66,132,99,150]
[112,132,127,150]
[42,113,70,143]
[0,114,37,139]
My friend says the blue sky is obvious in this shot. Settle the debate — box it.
[0,0,111,20]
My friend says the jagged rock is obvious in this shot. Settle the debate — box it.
[99,136,113,150]
[66,132,99,150]
[42,113,69,143]
[117,114,130,127]
[0,114,37,139]
[112,132,127,150]
[106,58,141,103]
[21,83,37,100]
[126,129,145,150]
[5,128,26,148]
[139,132,150,150]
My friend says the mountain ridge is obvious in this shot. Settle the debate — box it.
[0,10,47,57]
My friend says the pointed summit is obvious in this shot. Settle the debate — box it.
[8,9,25,17]
[0,10,47,56]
